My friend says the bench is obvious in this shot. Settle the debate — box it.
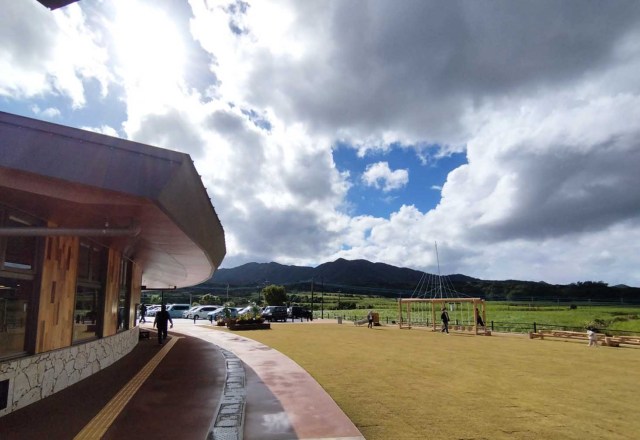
[529,330,601,345]
[529,330,640,347]
[605,335,640,347]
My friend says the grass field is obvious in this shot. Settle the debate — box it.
[313,299,640,333]
[239,322,640,440]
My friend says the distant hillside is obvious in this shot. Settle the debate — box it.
[210,258,466,292]
[206,259,640,303]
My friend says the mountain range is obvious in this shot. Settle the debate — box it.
[211,258,473,290]
[206,258,639,302]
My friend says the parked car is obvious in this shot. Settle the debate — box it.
[188,305,220,320]
[145,305,162,317]
[237,305,255,316]
[165,304,190,318]
[207,306,239,322]
[182,306,200,318]
[261,306,288,322]
[288,306,312,320]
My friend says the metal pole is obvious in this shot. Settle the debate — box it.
[0,225,140,237]
[321,278,324,319]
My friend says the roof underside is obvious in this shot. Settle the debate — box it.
[36,0,80,10]
[0,111,226,288]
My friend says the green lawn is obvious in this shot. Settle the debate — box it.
[316,300,640,333]
[238,322,640,440]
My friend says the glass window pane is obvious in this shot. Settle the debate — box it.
[73,286,100,342]
[3,217,36,271]
[0,278,31,358]
[117,260,130,331]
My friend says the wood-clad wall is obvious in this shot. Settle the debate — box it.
[35,237,139,351]
[102,249,121,337]
[36,235,79,353]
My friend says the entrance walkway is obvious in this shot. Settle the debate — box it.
[0,320,364,440]
[174,322,364,440]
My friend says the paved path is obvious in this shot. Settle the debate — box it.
[0,319,364,440]
[170,322,365,440]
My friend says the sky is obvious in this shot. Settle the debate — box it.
[2,0,640,287]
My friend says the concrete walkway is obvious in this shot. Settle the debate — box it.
[0,319,364,440]
[170,322,365,440]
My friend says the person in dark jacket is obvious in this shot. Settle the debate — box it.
[153,304,173,345]
[139,304,147,324]
[440,307,450,334]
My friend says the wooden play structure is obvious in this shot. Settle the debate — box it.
[398,297,490,335]
[398,243,490,335]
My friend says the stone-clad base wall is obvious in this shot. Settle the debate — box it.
[0,327,139,417]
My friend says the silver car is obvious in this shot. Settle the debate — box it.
[207,307,239,322]
[188,305,221,320]
[182,306,200,318]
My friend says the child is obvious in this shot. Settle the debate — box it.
[587,328,598,347]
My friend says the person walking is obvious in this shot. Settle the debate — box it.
[367,310,374,328]
[153,304,173,345]
[440,307,450,334]
[475,307,484,327]
[139,303,147,324]
[587,328,598,347]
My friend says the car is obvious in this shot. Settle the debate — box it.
[188,305,221,320]
[145,305,162,317]
[237,305,254,316]
[182,306,200,318]
[288,306,312,320]
[261,306,288,322]
[165,304,190,318]
[207,306,239,322]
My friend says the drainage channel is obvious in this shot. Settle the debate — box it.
[207,348,246,440]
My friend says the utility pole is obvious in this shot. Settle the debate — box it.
[310,277,314,319]
[321,276,324,319]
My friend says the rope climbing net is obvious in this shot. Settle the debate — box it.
[398,271,489,335]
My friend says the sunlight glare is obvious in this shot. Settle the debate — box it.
[111,2,186,86]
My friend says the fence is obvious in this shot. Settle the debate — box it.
[315,312,639,337]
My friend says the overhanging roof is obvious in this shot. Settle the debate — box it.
[0,111,226,288]
[36,0,80,10]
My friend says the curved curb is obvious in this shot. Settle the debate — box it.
[207,348,246,440]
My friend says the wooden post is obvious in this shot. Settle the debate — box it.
[431,301,436,331]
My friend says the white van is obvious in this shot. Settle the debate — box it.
[165,304,190,318]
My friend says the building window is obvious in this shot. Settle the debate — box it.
[117,259,132,332]
[1,214,37,273]
[73,242,106,342]
[0,278,33,359]
[0,209,39,359]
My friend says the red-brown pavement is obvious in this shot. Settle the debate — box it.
[173,321,365,440]
[0,319,365,440]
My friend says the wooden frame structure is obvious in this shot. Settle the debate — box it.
[398,297,490,335]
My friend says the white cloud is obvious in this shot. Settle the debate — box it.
[31,105,61,118]
[0,2,111,107]
[4,0,640,286]
[361,162,409,192]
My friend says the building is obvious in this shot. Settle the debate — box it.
[0,111,225,415]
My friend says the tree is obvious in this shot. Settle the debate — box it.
[200,294,222,305]
[262,284,287,305]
